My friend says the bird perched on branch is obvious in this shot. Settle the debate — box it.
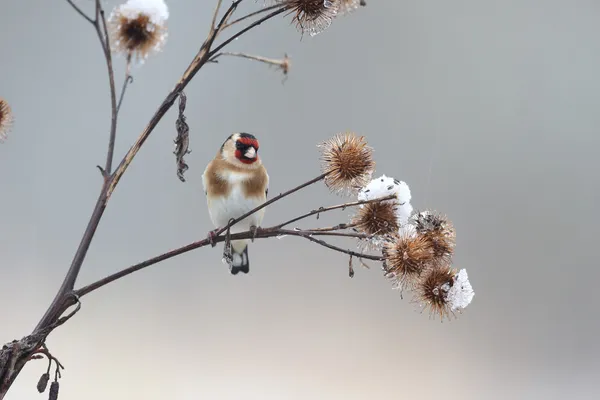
[202,133,269,275]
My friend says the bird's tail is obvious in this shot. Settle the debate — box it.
[229,239,249,275]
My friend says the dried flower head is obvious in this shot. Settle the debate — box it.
[319,132,375,196]
[284,0,340,37]
[108,0,169,62]
[358,175,413,224]
[0,98,14,142]
[414,266,474,320]
[352,200,400,247]
[412,210,456,261]
[382,233,436,289]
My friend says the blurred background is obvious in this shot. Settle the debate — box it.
[1,0,599,399]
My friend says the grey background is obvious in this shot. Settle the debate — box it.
[1,0,599,399]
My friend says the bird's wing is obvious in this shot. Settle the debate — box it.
[201,161,212,195]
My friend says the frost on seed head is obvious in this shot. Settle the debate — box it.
[358,175,413,225]
[286,0,340,37]
[108,0,170,62]
[447,269,474,311]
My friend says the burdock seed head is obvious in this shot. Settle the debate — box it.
[352,200,400,247]
[319,132,375,196]
[411,210,456,261]
[0,98,14,142]
[108,0,169,62]
[284,0,340,37]
[382,232,436,289]
[413,266,474,321]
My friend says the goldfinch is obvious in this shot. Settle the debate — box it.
[202,133,269,275]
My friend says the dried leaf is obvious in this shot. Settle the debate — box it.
[174,91,191,182]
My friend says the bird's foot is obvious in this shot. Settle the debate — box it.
[222,243,233,266]
[222,219,235,263]
[207,229,219,247]
[249,225,260,243]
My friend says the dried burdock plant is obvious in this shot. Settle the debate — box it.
[284,0,340,37]
[0,0,477,397]
[319,132,375,196]
[413,266,474,321]
[412,210,456,261]
[0,98,13,143]
[382,233,436,290]
[352,200,400,246]
[108,0,169,63]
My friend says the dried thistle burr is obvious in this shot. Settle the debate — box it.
[319,132,375,196]
[108,0,169,63]
[411,210,456,261]
[414,265,474,321]
[0,98,14,142]
[283,0,340,37]
[352,200,400,248]
[382,233,436,289]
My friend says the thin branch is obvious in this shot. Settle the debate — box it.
[221,3,285,30]
[209,7,287,58]
[65,0,94,24]
[276,194,397,229]
[98,5,119,176]
[302,223,357,232]
[294,233,381,261]
[210,52,290,75]
[117,75,134,115]
[75,226,381,297]
[210,0,224,31]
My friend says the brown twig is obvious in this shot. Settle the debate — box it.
[221,4,285,30]
[75,226,381,297]
[210,52,290,75]
[211,0,224,30]
[65,0,94,24]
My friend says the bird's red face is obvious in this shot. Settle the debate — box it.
[234,134,260,164]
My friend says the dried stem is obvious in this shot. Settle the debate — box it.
[117,75,134,115]
[210,52,290,74]
[221,4,285,29]
[211,0,224,30]
[75,226,380,297]
[65,0,94,24]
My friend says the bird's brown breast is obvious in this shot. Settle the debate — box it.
[205,158,268,199]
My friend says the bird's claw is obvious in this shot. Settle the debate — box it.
[249,225,260,243]
[222,244,233,266]
[207,229,219,247]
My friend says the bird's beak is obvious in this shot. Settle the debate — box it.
[244,147,256,159]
